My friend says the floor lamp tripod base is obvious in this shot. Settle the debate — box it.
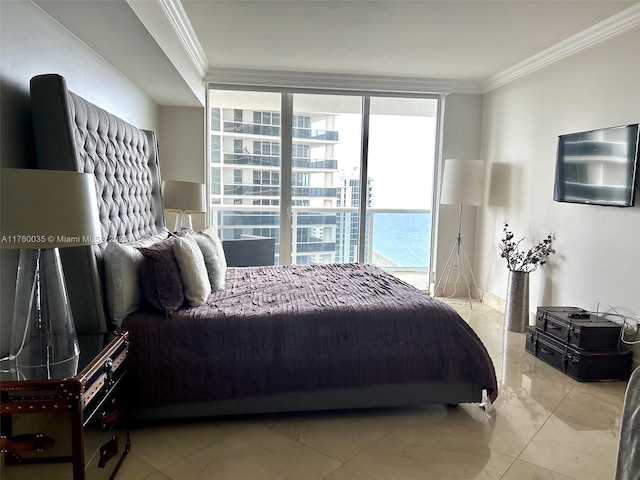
[434,205,482,309]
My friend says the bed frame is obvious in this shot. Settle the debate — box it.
[29,74,490,419]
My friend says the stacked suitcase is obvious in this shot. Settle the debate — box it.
[525,306,632,381]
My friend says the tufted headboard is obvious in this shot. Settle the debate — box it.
[30,74,168,333]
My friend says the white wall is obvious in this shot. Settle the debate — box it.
[158,106,206,181]
[434,93,483,293]
[476,26,640,361]
[0,1,160,355]
[158,105,207,230]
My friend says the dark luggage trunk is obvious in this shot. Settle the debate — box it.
[535,306,622,350]
[525,326,632,382]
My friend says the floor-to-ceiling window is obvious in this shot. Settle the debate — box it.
[366,97,437,289]
[208,87,439,290]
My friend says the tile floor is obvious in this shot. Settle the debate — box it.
[4,300,629,479]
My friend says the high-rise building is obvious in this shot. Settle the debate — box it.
[210,106,343,264]
[336,172,373,263]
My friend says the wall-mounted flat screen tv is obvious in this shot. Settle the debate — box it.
[554,123,640,207]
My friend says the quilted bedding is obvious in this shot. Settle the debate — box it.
[122,263,497,409]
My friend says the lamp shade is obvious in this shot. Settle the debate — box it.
[1,169,102,248]
[440,159,484,206]
[162,180,206,213]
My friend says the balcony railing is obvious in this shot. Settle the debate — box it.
[224,185,338,198]
[224,122,279,136]
[224,153,338,170]
[220,212,280,226]
[224,185,279,196]
[296,241,337,253]
[210,205,431,291]
[220,211,337,227]
[224,153,279,167]
[223,121,338,142]
[292,127,339,141]
[296,214,337,225]
[293,158,338,169]
[292,186,338,198]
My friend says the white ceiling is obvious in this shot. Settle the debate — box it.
[185,0,635,81]
[35,0,640,106]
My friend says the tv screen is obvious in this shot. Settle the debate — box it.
[554,124,640,207]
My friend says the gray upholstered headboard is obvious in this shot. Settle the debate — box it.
[30,74,168,333]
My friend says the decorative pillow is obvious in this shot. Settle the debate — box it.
[173,235,211,306]
[137,236,184,315]
[102,242,145,328]
[193,234,226,291]
[200,226,227,270]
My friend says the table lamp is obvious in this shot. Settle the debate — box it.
[0,169,101,380]
[434,159,484,308]
[162,180,206,231]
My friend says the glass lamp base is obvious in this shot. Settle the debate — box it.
[9,248,80,380]
[174,212,193,231]
[9,353,79,380]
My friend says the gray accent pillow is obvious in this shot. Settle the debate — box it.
[200,226,227,270]
[193,233,226,291]
[103,243,145,327]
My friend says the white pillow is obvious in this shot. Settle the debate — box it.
[103,242,145,327]
[173,235,211,306]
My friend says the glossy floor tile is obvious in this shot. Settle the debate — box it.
[2,299,631,480]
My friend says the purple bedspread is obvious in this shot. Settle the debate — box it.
[122,264,497,409]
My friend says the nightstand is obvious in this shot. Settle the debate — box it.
[1,331,129,480]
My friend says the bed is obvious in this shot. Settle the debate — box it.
[29,73,497,420]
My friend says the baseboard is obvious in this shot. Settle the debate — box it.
[472,289,537,328]
[480,290,505,313]
[433,283,483,301]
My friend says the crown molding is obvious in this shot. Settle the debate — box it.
[482,3,640,93]
[451,82,484,95]
[158,0,208,77]
[206,67,484,95]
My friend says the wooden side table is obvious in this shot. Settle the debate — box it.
[1,331,129,480]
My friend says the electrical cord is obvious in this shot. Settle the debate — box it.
[0,354,17,373]
[0,317,31,371]
[590,302,640,349]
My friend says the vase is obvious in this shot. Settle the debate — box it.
[505,270,530,333]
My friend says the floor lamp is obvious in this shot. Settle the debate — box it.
[162,180,206,231]
[0,169,101,380]
[434,159,484,308]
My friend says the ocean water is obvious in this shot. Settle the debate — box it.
[371,212,431,267]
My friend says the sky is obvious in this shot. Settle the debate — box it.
[334,113,436,210]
